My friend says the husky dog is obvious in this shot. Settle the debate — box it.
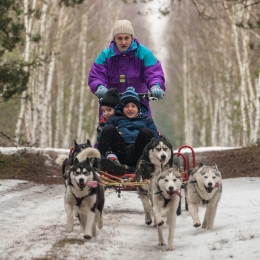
[186,162,222,230]
[65,158,105,239]
[152,166,182,251]
[55,140,100,182]
[135,136,174,225]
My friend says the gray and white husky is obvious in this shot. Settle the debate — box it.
[65,157,105,239]
[135,136,175,225]
[152,166,182,251]
[186,162,222,230]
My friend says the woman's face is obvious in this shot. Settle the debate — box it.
[114,33,132,52]
[123,102,138,118]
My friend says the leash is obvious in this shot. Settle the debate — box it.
[95,160,152,188]
[96,168,150,188]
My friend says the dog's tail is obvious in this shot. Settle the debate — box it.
[76,147,101,162]
[55,154,68,166]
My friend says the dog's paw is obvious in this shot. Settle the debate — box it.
[157,220,164,226]
[166,246,175,251]
[158,241,166,246]
[66,225,74,232]
[193,222,201,228]
[98,222,103,229]
[145,220,152,225]
[83,234,92,239]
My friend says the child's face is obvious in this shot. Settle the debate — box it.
[101,106,115,119]
[123,102,138,118]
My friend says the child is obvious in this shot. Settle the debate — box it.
[97,88,120,134]
[97,87,160,174]
[69,88,120,155]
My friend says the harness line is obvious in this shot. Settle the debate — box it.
[95,160,151,188]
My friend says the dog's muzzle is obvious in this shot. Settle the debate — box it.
[205,182,220,193]
[166,187,182,198]
[77,178,86,190]
[159,154,167,164]
[167,186,175,197]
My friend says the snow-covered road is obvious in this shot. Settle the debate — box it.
[1,178,260,260]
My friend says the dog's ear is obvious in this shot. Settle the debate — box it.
[85,157,90,165]
[74,158,79,164]
[86,157,95,167]
[190,162,204,175]
[172,162,179,171]
[73,140,78,148]
[89,157,96,167]
[212,163,218,168]
[198,162,204,168]
[212,163,221,176]
[67,169,73,186]
[159,135,166,141]
[151,137,157,142]
[86,139,92,147]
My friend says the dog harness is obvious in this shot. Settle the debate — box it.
[73,188,96,207]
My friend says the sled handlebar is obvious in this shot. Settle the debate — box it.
[98,93,158,102]
[119,93,158,101]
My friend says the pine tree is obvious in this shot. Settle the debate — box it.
[0,0,30,101]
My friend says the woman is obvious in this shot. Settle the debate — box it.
[88,19,165,118]
[97,87,159,174]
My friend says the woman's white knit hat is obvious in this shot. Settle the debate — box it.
[112,20,134,39]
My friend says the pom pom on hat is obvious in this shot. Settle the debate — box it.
[121,87,140,109]
[112,20,134,39]
[100,88,120,107]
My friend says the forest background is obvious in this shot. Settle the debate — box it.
[1,0,260,150]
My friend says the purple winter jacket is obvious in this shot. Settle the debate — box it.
[88,39,165,118]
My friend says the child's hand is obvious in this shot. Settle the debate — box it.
[116,127,122,135]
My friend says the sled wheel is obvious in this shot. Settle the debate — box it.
[176,199,181,216]
[184,152,190,211]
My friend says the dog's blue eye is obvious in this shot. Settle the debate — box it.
[156,148,161,151]
[163,148,168,151]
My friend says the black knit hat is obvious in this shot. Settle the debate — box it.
[121,87,140,109]
[100,88,120,107]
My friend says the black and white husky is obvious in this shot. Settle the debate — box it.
[65,157,105,239]
[186,163,222,230]
[135,136,174,225]
[55,140,100,182]
[152,166,182,251]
